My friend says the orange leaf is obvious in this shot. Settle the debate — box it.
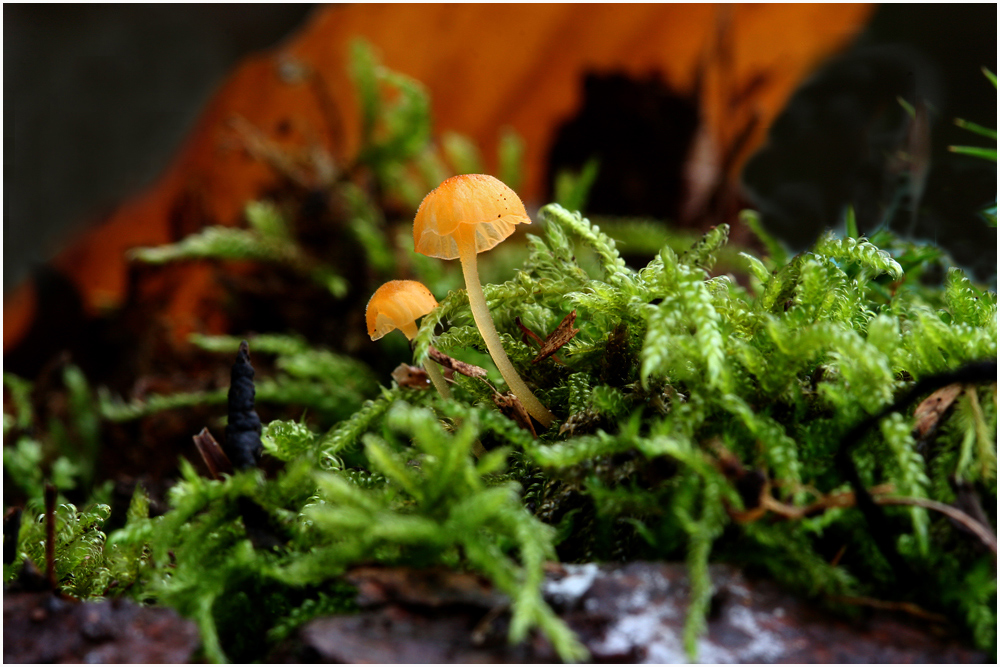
[5,4,874,352]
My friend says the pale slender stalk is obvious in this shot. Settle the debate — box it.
[422,359,486,458]
[399,321,451,400]
[402,319,484,456]
[423,359,452,399]
[459,245,555,428]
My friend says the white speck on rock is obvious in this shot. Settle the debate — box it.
[593,608,687,663]
[695,596,789,664]
[544,563,600,605]
[588,567,685,663]
[727,603,786,662]
[726,581,751,599]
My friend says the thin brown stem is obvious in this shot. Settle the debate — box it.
[876,496,997,554]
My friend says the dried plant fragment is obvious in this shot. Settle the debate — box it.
[515,317,546,348]
[428,346,488,379]
[912,382,963,439]
[492,391,537,437]
[530,311,580,365]
[391,363,431,389]
[712,454,998,554]
[192,428,233,480]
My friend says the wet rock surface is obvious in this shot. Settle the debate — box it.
[549,562,986,663]
[289,562,988,663]
[3,591,200,663]
[5,562,985,663]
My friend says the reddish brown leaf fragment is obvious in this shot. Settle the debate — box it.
[492,391,538,437]
[514,316,546,348]
[913,382,963,439]
[391,363,431,389]
[428,346,488,379]
[192,427,233,480]
[531,311,581,365]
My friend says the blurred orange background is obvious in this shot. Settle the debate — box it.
[4,4,875,352]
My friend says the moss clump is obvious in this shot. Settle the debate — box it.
[4,41,996,663]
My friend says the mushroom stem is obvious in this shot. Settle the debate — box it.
[401,322,485,456]
[459,244,555,428]
[399,320,451,400]
[423,358,452,399]
[420,360,485,456]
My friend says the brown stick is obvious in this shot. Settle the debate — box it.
[736,487,996,554]
[876,496,997,554]
[428,346,488,379]
[829,595,950,624]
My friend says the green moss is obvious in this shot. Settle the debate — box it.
[4,42,995,663]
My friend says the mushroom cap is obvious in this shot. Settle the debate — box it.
[413,174,531,259]
[365,280,439,340]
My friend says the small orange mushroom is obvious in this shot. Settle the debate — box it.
[413,174,555,428]
[366,280,451,399]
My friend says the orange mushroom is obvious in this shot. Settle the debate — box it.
[366,280,451,399]
[413,174,555,428]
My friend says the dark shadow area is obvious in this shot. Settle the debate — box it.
[4,5,316,286]
[545,72,700,222]
[742,4,997,280]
